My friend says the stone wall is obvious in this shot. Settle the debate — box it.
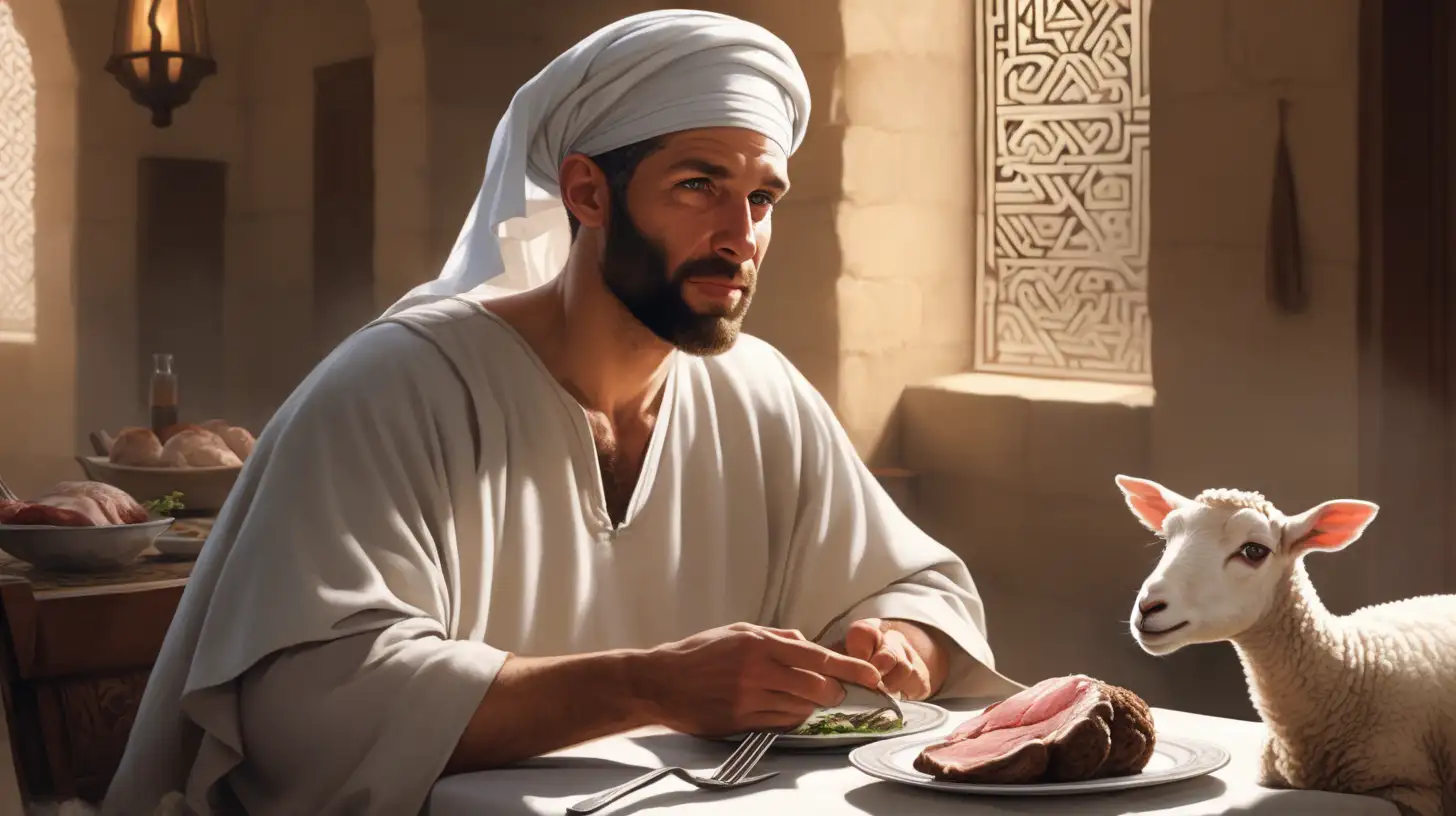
[834,0,976,462]
[366,0,430,330]
[0,0,1403,725]
[227,0,374,428]
[902,0,1368,719]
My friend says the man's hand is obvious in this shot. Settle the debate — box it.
[835,618,952,701]
[638,622,883,736]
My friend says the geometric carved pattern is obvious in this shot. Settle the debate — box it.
[0,0,36,344]
[975,0,1152,383]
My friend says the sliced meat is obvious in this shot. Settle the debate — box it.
[52,481,149,525]
[0,480,149,527]
[914,675,1155,784]
[28,492,110,526]
[1,499,100,526]
[943,675,1090,742]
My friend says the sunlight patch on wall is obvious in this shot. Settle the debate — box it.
[975,0,1152,384]
[0,0,36,345]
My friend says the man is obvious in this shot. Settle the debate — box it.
[105,10,1019,815]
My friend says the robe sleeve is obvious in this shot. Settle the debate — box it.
[228,622,500,813]
[111,320,509,815]
[764,349,1024,700]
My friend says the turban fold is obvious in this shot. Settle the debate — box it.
[383,10,812,317]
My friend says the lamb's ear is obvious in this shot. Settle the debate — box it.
[1114,475,1190,534]
[1282,500,1380,554]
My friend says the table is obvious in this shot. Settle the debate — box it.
[0,526,202,802]
[428,700,1398,815]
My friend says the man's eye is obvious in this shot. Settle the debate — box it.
[678,178,712,192]
[749,192,776,207]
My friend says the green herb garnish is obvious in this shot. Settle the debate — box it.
[144,491,186,516]
[790,712,904,736]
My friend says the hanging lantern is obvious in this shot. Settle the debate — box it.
[104,0,216,128]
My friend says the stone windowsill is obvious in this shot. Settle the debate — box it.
[920,372,1155,408]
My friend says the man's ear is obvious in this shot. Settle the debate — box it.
[558,153,610,232]
[1114,475,1190,534]
[1281,500,1379,555]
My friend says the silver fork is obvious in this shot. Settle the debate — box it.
[566,731,780,815]
[0,475,18,502]
[850,684,905,726]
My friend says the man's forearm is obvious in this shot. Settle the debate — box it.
[445,649,655,773]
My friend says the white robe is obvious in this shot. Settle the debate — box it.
[103,296,1020,815]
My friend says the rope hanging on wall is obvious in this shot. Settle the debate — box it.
[1267,97,1308,314]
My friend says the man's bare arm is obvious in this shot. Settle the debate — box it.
[446,622,883,773]
[445,649,652,773]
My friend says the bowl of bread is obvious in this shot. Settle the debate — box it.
[77,419,256,513]
[0,479,175,571]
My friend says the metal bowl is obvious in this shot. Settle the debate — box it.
[0,515,175,572]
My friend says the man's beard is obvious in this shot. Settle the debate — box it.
[599,199,754,356]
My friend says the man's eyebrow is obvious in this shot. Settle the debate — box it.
[666,158,790,193]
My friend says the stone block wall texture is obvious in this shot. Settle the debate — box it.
[0,0,1391,725]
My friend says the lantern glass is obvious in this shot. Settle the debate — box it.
[106,0,215,127]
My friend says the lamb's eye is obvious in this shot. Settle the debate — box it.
[1238,542,1271,563]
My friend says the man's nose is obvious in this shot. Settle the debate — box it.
[713,200,758,262]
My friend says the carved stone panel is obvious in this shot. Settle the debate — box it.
[976,0,1152,383]
[0,1,36,343]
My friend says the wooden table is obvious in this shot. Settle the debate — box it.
[0,543,198,802]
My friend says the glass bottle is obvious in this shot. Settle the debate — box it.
[150,353,179,434]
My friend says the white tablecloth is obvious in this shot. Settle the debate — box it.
[427,700,1398,815]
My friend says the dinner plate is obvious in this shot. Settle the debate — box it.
[152,517,212,559]
[153,532,205,559]
[848,730,1230,795]
[706,700,949,750]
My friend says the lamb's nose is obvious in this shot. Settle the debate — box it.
[1139,598,1167,616]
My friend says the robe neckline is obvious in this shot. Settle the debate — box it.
[459,298,681,537]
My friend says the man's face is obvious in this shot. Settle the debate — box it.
[600,127,789,356]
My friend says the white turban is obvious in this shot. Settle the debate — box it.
[382,10,811,317]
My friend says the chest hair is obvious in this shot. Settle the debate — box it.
[586,412,654,526]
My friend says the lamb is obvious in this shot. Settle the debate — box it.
[1114,475,1456,816]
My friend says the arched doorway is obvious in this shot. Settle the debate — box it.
[0,1,37,344]
[0,0,78,495]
